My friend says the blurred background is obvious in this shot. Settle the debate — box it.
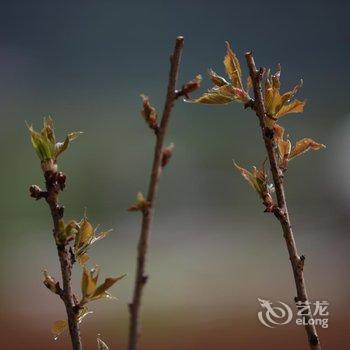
[0,0,349,349]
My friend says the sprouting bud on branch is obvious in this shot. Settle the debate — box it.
[141,95,159,132]
[54,218,77,245]
[55,212,112,264]
[190,43,306,128]
[189,42,250,104]
[26,117,82,171]
[274,124,325,170]
[192,43,323,348]
[27,116,125,348]
[64,219,80,240]
[73,212,112,265]
[274,125,292,170]
[289,138,326,159]
[263,66,305,128]
[80,266,126,306]
[43,270,60,294]
[234,161,275,211]
[29,185,46,200]
[177,75,202,99]
[128,192,149,212]
[161,142,175,168]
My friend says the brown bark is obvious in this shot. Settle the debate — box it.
[41,170,82,350]
[128,36,185,350]
[245,52,321,350]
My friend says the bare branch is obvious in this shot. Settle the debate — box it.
[128,36,185,350]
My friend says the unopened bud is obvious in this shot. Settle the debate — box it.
[141,94,158,132]
[178,75,202,98]
[161,143,175,168]
[43,270,59,294]
[29,185,45,200]
[263,192,274,212]
[128,192,149,212]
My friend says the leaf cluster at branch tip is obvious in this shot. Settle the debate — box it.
[26,116,82,162]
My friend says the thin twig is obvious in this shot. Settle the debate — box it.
[245,52,321,350]
[42,170,82,350]
[128,36,185,350]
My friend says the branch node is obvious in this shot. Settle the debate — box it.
[29,185,47,200]
[69,246,76,265]
[56,171,67,191]
[56,241,65,251]
[257,67,266,80]
[141,275,148,285]
[72,305,81,314]
[244,99,254,109]
[273,206,286,221]
[264,126,274,139]
[298,255,306,271]
[72,294,80,307]
[174,89,183,99]
[56,282,63,296]
[56,205,65,218]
